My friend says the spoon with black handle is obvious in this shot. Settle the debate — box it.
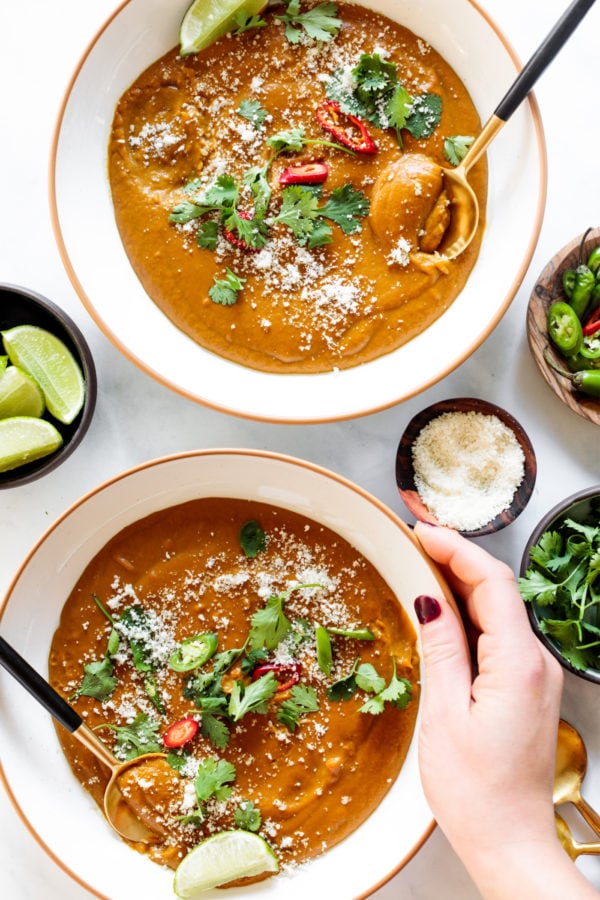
[0,635,165,844]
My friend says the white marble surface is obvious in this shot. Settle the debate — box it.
[1,0,599,897]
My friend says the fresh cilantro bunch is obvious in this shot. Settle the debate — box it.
[326,52,442,146]
[276,0,342,44]
[519,509,600,671]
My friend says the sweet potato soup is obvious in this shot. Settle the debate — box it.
[108,1,486,373]
[49,497,419,878]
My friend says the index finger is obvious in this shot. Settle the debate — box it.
[414,523,532,640]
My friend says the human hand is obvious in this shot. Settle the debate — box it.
[412,523,596,899]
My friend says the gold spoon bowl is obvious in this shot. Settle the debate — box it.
[554,719,600,837]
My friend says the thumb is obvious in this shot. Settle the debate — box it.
[414,594,473,716]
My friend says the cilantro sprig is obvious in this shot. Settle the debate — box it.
[326,52,442,147]
[519,510,600,671]
[94,713,162,761]
[276,0,342,44]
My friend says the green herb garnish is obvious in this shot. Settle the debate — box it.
[94,712,162,761]
[444,134,475,165]
[209,269,246,306]
[326,51,442,147]
[233,9,268,34]
[234,799,262,831]
[519,512,600,671]
[277,683,319,732]
[239,519,267,557]
[276,0,341,44]
[228,671,279,721]
[72,657,116,701]
[238,99,268,130]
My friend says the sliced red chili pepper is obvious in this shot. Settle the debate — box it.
[316,100,377,155]
[223,210,260,253]
[279,162,329,185]
[583,306,600,336]
[163,716,199,749]
[252,661,301,692]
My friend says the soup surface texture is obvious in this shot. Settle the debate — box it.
[108,1,486,373]
[49,498,419,879]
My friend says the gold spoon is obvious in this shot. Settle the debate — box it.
[554,718,600,837]
[555,812,600,860]
[439,0,597,260]
[0,635,166,844]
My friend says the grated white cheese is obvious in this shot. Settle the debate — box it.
[411,410,525,531]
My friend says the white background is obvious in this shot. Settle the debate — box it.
[1,0,599,897]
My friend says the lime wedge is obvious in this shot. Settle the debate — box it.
[0,366,45,419]
[179,0,267,55]
[2,325,85,425]
[0,417,63,473]
[173,830,279,897]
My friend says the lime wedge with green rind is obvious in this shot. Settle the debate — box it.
[0,416,63,472]
[0,365,45,419]
[179,0,267,56]
[173,830,279,897]
[2,325,85,425]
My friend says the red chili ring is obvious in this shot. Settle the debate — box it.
[252,661,301,692]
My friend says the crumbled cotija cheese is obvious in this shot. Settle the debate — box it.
[411,410,525,531]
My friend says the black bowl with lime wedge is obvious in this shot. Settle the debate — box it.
[0,284,97,488]
[519,485,600,684]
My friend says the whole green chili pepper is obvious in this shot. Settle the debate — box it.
[569,264,595,319]
[562,268,576,299]
[587,244,600,275]
[547,301,582,355]
[544,349,600,397]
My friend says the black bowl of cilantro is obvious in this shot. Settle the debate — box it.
[519,486,600,682]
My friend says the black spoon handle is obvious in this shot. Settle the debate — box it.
[0,635,81,733]
[495,0,596,122]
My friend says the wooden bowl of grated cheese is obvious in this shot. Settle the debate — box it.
[396,397,536,536]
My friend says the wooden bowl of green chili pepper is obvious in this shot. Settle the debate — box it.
[519,485,600,682]
[527,227,600,425]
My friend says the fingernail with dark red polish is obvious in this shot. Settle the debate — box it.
[414,595,442,624]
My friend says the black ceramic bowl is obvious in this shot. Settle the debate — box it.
[520,485,600,684]
[396,397,537,537]
[0,284,96,488]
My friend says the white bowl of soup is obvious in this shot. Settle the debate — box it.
[0,449,453,899]
[51,0,545,422]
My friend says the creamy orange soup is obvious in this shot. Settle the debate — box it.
[49,498,419,878]
[108,2,486,373]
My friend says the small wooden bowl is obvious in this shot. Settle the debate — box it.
[527,227,600,426]
[396,397,537,537]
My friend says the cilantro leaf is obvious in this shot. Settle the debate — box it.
[209,269,246,306]
[233,9,268,34]
[320,184,369,234]
[274,185,321,243]
[200,712,231,749]
[196,220,219,250]
[355,662,386,694]
[239,519,267,558]
[243,165,272,218]
[353,52,398,103]
[95,713,162,761]
[194,757,236,802]
[386,84,414,143]
[238,99,268,130]
[228,671,278,721]
[277,683,319,732]
[267,127,306,153]
[276,1,341,44]
[444,134,475,166]
[73,657,116,701]
[404,93,442,140]
[234,799,262,832]
[249,593,293,649]
[307,218,333,248]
